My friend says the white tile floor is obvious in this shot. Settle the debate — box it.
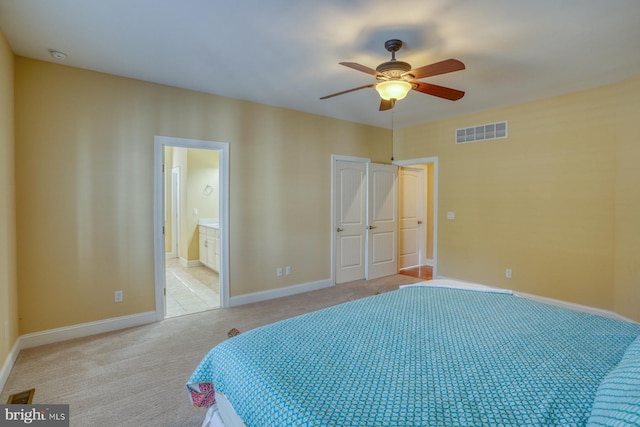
[165,257,220,318]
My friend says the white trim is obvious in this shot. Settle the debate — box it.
[180,257,202,268]
[229,279,333,307]
[1,311,157,391]
[153,139,166,321]
[19,311,157,350]
[515,291,638,323]
[153,136,230,322]
[393,157,439,278]
[331,154,371,164]
[392,157,438,167]
[0,340,21,393]
[436,275,637,323]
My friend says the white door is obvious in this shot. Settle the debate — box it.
[399,167,425,269]
[366,163,398,279]
[335,160,367,284]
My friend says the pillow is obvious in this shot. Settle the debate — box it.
[620,334,640,361]
[587,335,640,426]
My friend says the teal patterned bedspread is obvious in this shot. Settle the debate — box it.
[187,286,640,426]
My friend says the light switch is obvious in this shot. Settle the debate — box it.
[447,212,455,220]
[193,208,199,215]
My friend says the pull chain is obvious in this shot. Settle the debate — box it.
[390,109,395,161]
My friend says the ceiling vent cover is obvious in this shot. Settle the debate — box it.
[456,121,507,144]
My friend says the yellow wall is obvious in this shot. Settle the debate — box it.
[0,32,18,366]
[396,75,640,321]
[163,146,174,253]
[426,164,434,260]
[8,41,639,342]
[186,148,219,261]
[14,57,391,334]
[613,73,640,321]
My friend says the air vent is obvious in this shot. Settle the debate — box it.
[456,121,507,144]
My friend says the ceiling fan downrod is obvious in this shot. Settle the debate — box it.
[384,39,403,61]
[376,39,412,76]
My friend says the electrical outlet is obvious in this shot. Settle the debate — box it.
[114,290,123,303]
[285,266,291,276]
[506,269,512,279]
[276,267,283,277]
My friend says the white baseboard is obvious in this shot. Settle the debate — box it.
[19,311,157,350]
[180,257,202,268]
[1,311,157,393]
[229,279,333,307]
[514,291,637,323]
[400,260,434,270]
[0,340,21,393]
[435,275,636,323]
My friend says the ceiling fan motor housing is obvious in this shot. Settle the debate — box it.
[376,60,412,79]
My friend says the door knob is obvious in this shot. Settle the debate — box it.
[336,227,344,232]
[418,221,423,225]
[367,225,376,230]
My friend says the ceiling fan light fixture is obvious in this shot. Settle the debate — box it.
[320,40,465,110]
[375,80,412,101]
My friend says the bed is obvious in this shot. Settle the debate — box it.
[187,280,640,426]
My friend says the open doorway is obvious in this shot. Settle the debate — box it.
[164,147,219,317]
[394,157,439,280]
[153,136,229,321]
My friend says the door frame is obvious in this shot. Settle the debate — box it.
[393,157,439,278]
[153,136,230,321]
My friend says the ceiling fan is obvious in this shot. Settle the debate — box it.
[320,39,466,111]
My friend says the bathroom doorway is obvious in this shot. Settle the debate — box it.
[164,147,219,317]
[153,136,229,321]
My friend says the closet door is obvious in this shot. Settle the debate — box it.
[334,160,367,284]
[366,163,398,280]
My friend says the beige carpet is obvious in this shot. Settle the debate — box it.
[0,274,422,426]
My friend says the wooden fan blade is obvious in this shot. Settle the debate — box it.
[406,58,465,80]
[412,81,465,101]
[339,62,380,76]
[379,98,396,111]
[320,83,376,100]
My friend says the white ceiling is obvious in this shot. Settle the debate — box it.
[1,0,639,129]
